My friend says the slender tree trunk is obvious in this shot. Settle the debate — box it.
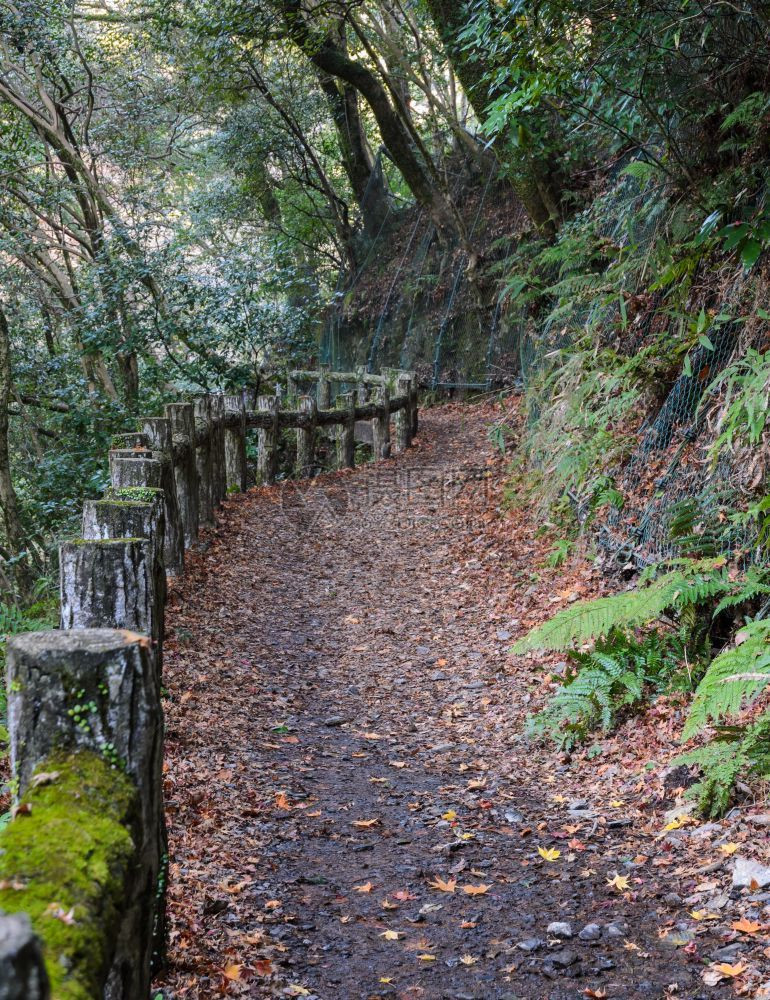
[281,0,458,239]
[424,0,562,233]
[0,307,34,601]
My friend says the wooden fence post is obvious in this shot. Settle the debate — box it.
[7,628,165,996]
[112,432,148,450]
[59,539,162,674]
[0,914,49,998]
[81,495,166,665]
[166,402,199,547]
[110,453,163,491]
[139,417,184,574]
[409,372,419,437]
[372,383,391,460]
[209,394,227,509]
[223,395,247,493]
[317,366,331,409]
[355,366,368,405]
[296,395,316,477]
[395,373,412,453]
[336,391,355,469]
[194,396,214,525]
[257,396,279,485]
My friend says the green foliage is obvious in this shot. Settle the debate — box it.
[673,717,770,818]
[512,562,729,654]
[683,619,770,740]
[527,630,685,749]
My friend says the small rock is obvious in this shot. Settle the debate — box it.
[416,645,431,655]
[323,716,347,727]
[547,949,578,968]
[604,921,628,939]
[546,921,573,939]
[515,938,543,952]
[733,857,770,888]
[711,943,743,962]
[430,742,455,753]
[568,799,588,811]
[504,809,523,824]
[578,923,602,941]
[496,629,512,641]
[429,671,448,682]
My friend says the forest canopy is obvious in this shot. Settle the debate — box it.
[0,0,768,604]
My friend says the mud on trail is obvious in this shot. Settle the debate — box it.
[156,400,736,1000]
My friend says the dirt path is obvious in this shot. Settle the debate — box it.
[156,402,732,1000]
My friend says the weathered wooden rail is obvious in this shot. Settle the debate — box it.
[0,368,418,997]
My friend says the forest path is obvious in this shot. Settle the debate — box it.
[157,401,728,1000]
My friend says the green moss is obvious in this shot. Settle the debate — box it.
[65,537,144,546]
[93,498,156,511]
[105,487,163,504]
[0,751,137,1000]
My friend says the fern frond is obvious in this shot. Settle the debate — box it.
[512,570,726,653]
[683,620,770,739]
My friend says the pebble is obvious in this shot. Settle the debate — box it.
[605,920,628,939]
[546,949,578,968]
[733,857,770,888]
[515,938,543,952]
[323,716,347,727]
[546,921,573,939]
[578,923,602,941]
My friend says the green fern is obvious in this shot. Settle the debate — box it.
[673,716,770,818]
[683,619,770,739]
[512,565,729,653]
[527,631,682,749]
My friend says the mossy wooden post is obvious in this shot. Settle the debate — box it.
[109,453,163,492]
[336,391,355,469]
[112,432,148,450]
[194,396,214,525]
[395,373,412,453]
[355,366,368,405]
[209,394,227,509]
[257,396,279,485]
[6,629,165,997]
[139,416,185,575]
[166,402,199,547]
[223,394,247,493]
[296,395,316,477]
[82,495,166,666]
[372,383,391,460]
[59,539,162,677]
[0,913,49,998]
[408,371,419,437]
[317,365,331,409]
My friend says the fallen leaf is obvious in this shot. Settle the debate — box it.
[537,847,561,862]
[459,954,478,966]
[690,910,719,921]
[352,818,379,829]
[354,882,373,893]
[223,964,242,981]
[442,810,458,821]
[417,953,437,962]
[719,842,739,855]
[380,930,401,941]
[731,918,761,934]
[275,792,292,810]
[712,962,746,978]
[428,876,457,893]
[606,874,630,892]
[461,883,491,896]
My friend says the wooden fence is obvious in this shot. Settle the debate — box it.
[0,368,418,998]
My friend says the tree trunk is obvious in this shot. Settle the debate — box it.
[424,0,562,232]
[0,307,34,600]
[316,22,391,238]
[281,0,457,239]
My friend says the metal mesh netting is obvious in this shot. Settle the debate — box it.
[320,152,524,388]
[321,155,765,566]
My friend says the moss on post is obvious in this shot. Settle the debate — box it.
[0,751,137,1000]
